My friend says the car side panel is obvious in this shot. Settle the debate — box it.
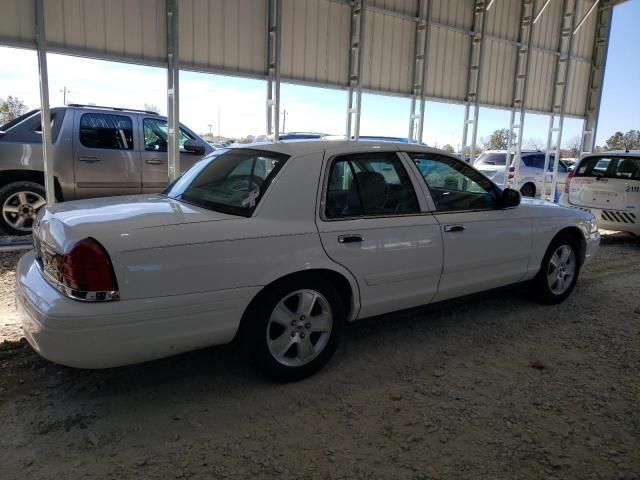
[519,201,597,279]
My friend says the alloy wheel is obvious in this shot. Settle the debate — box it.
[2,191,46,232]
[546,245,576,295]
[266,289,333,367]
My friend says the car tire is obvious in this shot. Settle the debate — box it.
[244,277,345,382]
[0,181,48,235]
[533,233,580,304]
[520,182,536,198]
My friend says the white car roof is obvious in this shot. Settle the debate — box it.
[237,140,450,157]
[585,150,640,157]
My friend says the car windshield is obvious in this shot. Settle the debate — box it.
[475,153,506,166]
[164,148,289,217]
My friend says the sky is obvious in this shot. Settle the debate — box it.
[0,1,637,149]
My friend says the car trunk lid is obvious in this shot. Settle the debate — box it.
[35,194,240,254]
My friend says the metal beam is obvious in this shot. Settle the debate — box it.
[574,0,600,35]
[533,0,552,24]
[329,0,593,64]
[34,0,55,206]
[580,2,612,156]
[460,0,488,163]
[346,0,366,140]
[505,0,537,189]
[542,0,577,201]
[166,0,180,182]
[266,0,281,140]
[408,0,431,144]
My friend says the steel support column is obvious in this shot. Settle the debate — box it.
[461,0,488,163]
[266,0,282,140]
[408,0,431,144]
[505,0,537,189]
[580,2,612,157]
[34,0,55,205]
[542,0,577,201]
[166,0,180,182]
[346,0,366,140]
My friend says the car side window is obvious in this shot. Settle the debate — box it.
[143,118,193,152]
[79,113,134,150]
[325,152,419,219]
[411,154,498,212]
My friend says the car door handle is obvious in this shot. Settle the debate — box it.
[338,234,364,244]
[145,158,164,165]
[79,156,99,163]
[444,225,465,233]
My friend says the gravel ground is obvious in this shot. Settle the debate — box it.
[0,231,638,480]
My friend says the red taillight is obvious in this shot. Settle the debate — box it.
[564,169,574,193]
[59,238,118,295]
[508,166,515,179]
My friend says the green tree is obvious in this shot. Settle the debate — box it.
[605,130,640,151]
[484,128,515,150]
[441,144,455,154]
[143,103,160,114]
[0,96,27,125]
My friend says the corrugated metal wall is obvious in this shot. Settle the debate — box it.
[280,0,350,86]
[0,0,601,117]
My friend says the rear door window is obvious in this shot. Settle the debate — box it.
[79,113,134,150]
[324,152,420,219]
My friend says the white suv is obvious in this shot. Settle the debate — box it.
[475,150,569,197]
[559,151,639,235]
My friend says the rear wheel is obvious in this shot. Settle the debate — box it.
[520,182,536,198]
[245,277,344,382]
[0,181,47,235]
[533,233,580,304]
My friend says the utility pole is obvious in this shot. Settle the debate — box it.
[60,86,70,105]
[281,109,287,133]
[207,124,212,137]
[217,105,221,138]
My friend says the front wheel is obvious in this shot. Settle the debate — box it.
[0,181,47,235]
[245,278,344,382]
[533,233,580,304]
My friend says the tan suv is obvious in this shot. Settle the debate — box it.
[0,105,212,235]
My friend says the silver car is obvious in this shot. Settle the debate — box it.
[0,104,212,235]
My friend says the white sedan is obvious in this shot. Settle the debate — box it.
[16,141,600,381]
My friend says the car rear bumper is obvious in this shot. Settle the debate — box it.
[559,194,639,235]
[16,251,260,369]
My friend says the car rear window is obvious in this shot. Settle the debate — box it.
[164,148,289,217]
[475,153,506,166]
[575,156,640,180]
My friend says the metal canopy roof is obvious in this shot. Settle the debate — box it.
[0,0,622,207]
[0,0,613,117]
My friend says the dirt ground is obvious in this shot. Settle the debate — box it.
[0,232,639,480]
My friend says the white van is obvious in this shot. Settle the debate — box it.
[559,151,639,235]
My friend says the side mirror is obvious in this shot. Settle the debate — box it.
[500,187,521,208]
[183,139,206,156]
